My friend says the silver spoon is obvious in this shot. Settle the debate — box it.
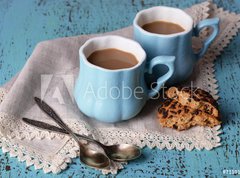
[34,97,110,169]
[22,117,142,162]
[34,97,141,162]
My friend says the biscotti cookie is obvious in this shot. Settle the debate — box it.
[158,87,221,131]
[166,87,219,118]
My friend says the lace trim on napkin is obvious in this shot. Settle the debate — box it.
[193,2,240,100]
[0,1,240,174]
[0,87,221,174]
[0,89,123,174]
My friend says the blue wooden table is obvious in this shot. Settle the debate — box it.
[0,0,240,177]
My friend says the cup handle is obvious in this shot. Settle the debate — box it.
[146,56,175,98]
[194,17,220,60]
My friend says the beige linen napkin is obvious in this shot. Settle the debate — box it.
[0,1,240,174]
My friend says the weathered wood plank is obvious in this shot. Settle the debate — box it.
[0,0,239,177]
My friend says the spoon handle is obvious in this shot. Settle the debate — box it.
[34,97,80,144]
[22,117,101,144]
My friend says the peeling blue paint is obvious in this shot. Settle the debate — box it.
[0,0,240,177]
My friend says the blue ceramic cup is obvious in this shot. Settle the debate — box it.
[74,35,175,123]
[134,6,219,85]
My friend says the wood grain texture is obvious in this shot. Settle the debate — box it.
[0,0,239,177]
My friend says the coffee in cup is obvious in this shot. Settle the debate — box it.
[74,35,175,123]
[133,6,219,85]
[87,48,138,70]
[142,21,185,35]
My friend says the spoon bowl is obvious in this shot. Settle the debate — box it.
[104,144,141,162]
[22,116,142,163]
[33,97,111,169]
[80,145,110,169]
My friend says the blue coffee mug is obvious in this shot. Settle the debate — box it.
[134,6,219,85]
[74,35,175,122]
